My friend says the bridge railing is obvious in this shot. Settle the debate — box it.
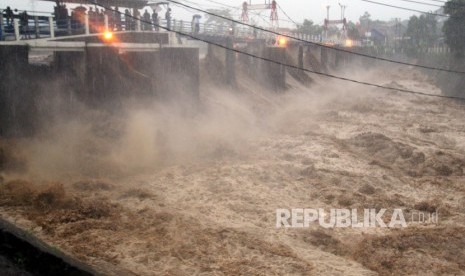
[166,19,277,40]
[1,9,58,41]
[1,9,362,47]
[1,8,279,42]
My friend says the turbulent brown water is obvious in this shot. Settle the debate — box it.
[0,64,464,275]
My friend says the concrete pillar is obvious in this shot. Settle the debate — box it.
[119,51,158,97]
[104,14,109,30]
[82,46,199,106]
[207,43,213,60]
[14,19,20,41]
[85,47,125,104]
[0,45,29,73]
[49,17,55,38]
[136,16,141,31]
[225,38,236,86]
[238,45,250,67]
[168,32,176,45]
[261,47,286,91]
[67,18,72,35]
[320,46,328,67]
[334,48,340,68]
[34,16,40,38]
[298,45,304,69]
[0,45,31,136]
[158,47,199,108]
[53,51,86,104]
[84,14,89,35]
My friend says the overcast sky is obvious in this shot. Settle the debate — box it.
[1,0,443,27]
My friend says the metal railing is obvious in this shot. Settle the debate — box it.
[1,9,363,47]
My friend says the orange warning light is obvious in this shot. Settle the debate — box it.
[278,37,287,47]
[345,39,353,47]
[103,31,113,41]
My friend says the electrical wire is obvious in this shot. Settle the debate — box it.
[277,3,300,27]
[166,0,465,74]
[426,0,447,3]
[431,0,465,10]
[361,0,448,16]
[396,0,443,7]
[82,0,465,102]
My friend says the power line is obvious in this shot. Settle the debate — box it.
[361,0,448,16]
[82,0,465,102]
[437,0,465,10]
[166,0,465,74]
[426,0,465,6]
[277,3,300,27]
[426,0,447,3]
[396,0,443,7]
[176,0,271,25]
[367,0,465,17]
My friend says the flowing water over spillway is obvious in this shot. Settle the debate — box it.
[0,64,464,275]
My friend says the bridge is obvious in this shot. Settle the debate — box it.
[0,4,361,137]
[0,5,354,45]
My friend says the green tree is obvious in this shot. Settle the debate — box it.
[204,9,233,27]
[346,21,360,40]
[359,11,371,30]
[443,0,465,56]
[404,14,438,55]
[296,19,323,35]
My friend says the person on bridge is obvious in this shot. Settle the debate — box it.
[124,9,132,31]
[241,2,249,22]
[54,1,69,29]
[165,8,171,30]
[70,9,75,29]
[114,7,122,31]
[20,11,30,39]
[88,7,96,32]
[152,11,159,31]
[191,15,200,35]
[61,5,69,26]
[4,6,14,26]
[97,9,105,30]
[72,6,86,31]
[143,9,151,31]
[104,8,114,31]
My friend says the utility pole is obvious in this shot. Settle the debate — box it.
[396,18,401,51]
[326,5,330,21]
[339,3,347,38]
[325,5,330,39]
[338,3,347,20]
